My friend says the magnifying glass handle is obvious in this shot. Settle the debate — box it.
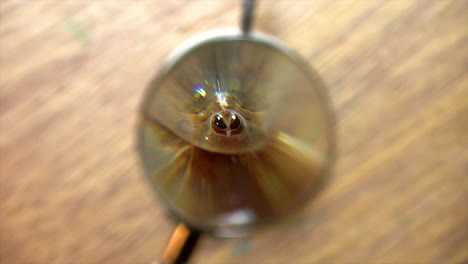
[161,223,201,264]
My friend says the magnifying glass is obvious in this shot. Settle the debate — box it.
[137,1,334,263]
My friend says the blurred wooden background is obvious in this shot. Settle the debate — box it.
[1,0,467,263]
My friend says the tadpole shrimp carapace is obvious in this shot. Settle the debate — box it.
[137,31,334,237]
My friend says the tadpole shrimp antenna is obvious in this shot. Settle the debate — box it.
[159,1,256,263]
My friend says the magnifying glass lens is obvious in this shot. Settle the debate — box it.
[138,32,333,237]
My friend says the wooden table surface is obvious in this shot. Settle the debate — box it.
[1,1,467,263]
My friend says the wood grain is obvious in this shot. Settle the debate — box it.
[1,0,467,263]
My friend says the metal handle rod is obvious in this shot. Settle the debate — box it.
[241,0,256,33]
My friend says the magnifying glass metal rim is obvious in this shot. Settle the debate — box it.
[137,29,336,238]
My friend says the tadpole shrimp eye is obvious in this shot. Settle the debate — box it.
[230,114,243,134]
[212,114,228,134]
[211,113,244,136]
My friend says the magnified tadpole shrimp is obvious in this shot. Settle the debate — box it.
[138,36,333,236]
